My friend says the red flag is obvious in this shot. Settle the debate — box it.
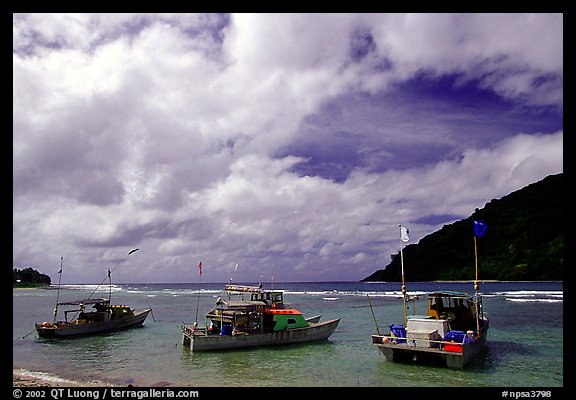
[198,261,203,276]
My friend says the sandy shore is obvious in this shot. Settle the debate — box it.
[13,369,111,387]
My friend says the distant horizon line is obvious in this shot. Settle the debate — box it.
[45,279,563,286]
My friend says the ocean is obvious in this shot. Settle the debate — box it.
[12,281,563,388]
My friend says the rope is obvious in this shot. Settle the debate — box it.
[22,328,37,339]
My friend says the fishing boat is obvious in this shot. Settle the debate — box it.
[370,290,489,368]
[36,298,150,338]
[35,248,150,338]
[181,284,341,351]
[369,222,489,368]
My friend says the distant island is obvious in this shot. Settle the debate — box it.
[362,173,563,282]
[13,267,52,288]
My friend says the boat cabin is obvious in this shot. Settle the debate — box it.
[56,298,112,324]
[264,308,309,331]
[224,284,285,308]
[204,285,307,335]
[399,291,487,344]
[425,291,485,333]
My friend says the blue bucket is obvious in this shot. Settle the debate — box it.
[390,324,406,343]
[220,324,233,336]
[444,330,470,343]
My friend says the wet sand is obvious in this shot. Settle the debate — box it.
[13,369,110,387]
[12,369,177,387]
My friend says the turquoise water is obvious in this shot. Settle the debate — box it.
[13,281,563,387]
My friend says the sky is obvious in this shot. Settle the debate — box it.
[13,13,563,284]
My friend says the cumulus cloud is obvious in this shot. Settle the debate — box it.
[13,13,562,283]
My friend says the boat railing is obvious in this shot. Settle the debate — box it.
[225,285,264,294]
[181,322,207,337]
[371,333,473,350]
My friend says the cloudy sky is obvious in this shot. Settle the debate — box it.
[13,13,563,284]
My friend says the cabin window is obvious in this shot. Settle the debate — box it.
[287,318,297,325]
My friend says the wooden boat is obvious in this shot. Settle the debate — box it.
[369,222,489,368]
[181,284,340,351]
[35,249,150,338]
[36,298,150,338]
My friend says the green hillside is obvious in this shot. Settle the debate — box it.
[362,173,563,282]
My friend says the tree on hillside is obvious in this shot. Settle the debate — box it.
[13,267,52,285]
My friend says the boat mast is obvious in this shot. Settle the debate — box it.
[399,225,409,326]
[473,220,487,335]
[108,267,112,304]
[53,256,64,323]
[474,235,480,335]
[195,261,203,325]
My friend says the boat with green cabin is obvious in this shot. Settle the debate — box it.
[181,284,340,351]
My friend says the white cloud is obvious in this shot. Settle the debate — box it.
[13,13,562,283]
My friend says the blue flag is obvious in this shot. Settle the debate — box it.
[473,220,487,237]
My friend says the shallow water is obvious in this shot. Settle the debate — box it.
[13,281,563,387]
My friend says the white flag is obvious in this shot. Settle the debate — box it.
[400,226,410,242]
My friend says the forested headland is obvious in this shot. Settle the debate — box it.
[362,173,563,282]
[13,267,52,288]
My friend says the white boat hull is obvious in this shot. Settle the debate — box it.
[182,318,340,352]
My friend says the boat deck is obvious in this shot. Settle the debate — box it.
[371,330,488,368]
